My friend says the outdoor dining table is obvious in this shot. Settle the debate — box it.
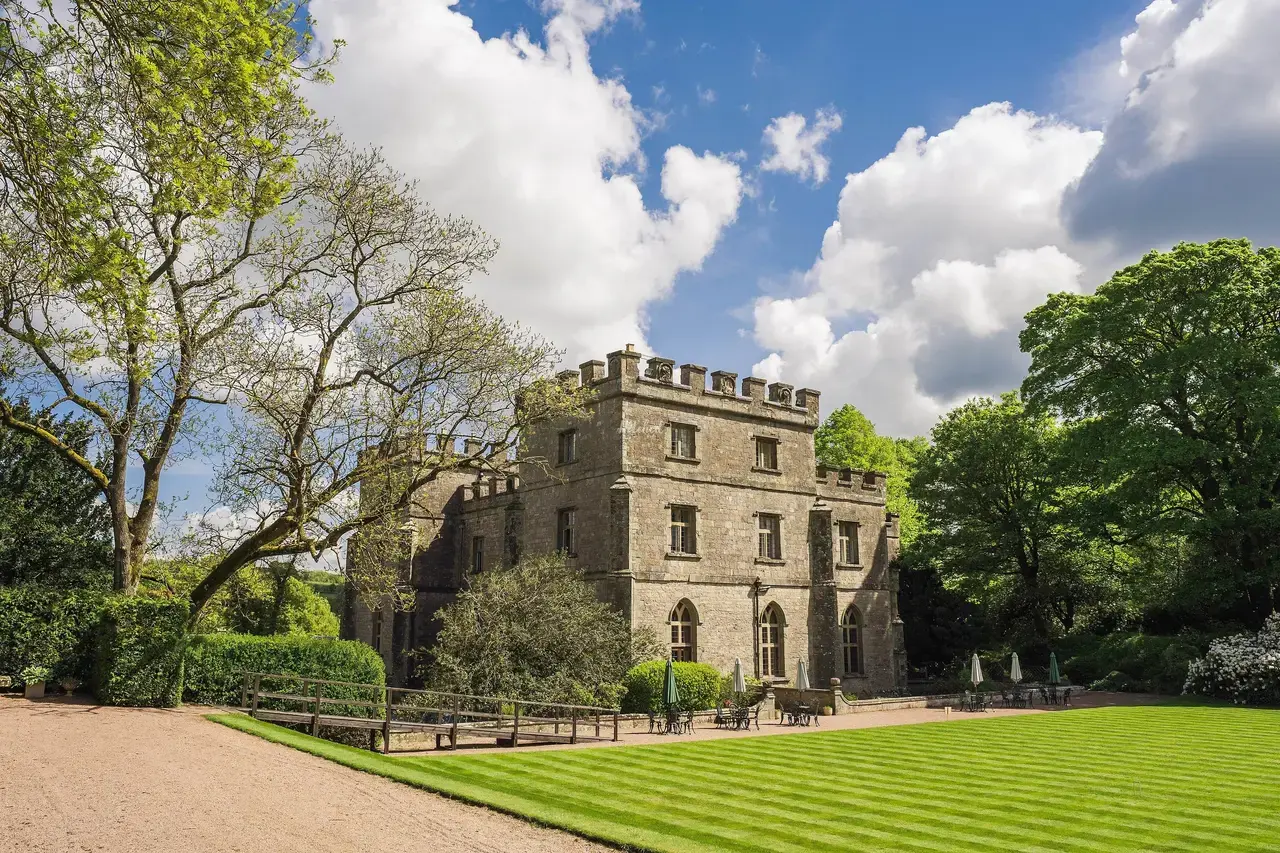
[785,704,815,726]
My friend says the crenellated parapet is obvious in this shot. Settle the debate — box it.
[815,463,888,503]
[557,343,821,426]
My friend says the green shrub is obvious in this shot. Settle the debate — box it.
[1058,631,1215,694]
[719,672,764,703]
[620,660,723,713]
[94,595,189,707]
[184,633,385,706]
[0,584,106,682]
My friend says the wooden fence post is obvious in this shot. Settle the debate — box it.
[240,673,248,710]
[594,712,600,738]
[570,708,578,744]
[251,675,261,715]
[511,703,520,748]
[312,682,323,736]
[382,687,392,754]
[450,697,459,749]
[613,712,619,742]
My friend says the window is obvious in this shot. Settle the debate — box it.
[557,429,577,464]
[842,605,863,675]
[670,601,696,662]
[471,535,484,573]
[758,513,782,560]
[755,437,779,471]
[556,508,576,555]
[670,505,697,554]
[760,604,783,678]
[670,423,696,459]
[838,521,860,565]
[371,607,383,653]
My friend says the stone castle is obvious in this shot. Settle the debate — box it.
[345,345,906,695]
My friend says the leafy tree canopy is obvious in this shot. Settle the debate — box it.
[815,404,928,545]
[0,402,111,588]
[1022,239,1280,625]
[423,554,662,708]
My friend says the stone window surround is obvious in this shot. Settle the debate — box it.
[668,599,701,662]
[752,433,781,474]
[556,428,578,466]
[835,519,862,568]
[841,603,864,676]
[555,506,578,557]
[668,503,698,557]
[666,421,701,463]
[754,511,784,562]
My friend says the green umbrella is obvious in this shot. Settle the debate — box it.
[796,659,811,691]
[1010,652,1023,684]
[662,658,681,709]
[732,658,747,694]
[1048,652,1061,685]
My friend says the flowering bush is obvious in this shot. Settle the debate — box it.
[1183,613,1280,706]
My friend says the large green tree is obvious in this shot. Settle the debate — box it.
[0,402,110,587]
[1,3,581,625]
[1022,239,1280,625]
[815,404,928,546]
[910,393,1122,643]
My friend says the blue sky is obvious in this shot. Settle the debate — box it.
[156,0,1280,537]
[453,0,1146,373]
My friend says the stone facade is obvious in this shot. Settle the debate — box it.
[347,345,907,694]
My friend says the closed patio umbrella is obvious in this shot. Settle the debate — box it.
[796,659,811,691]
[732,658,747,694]
[1010,652,1023,684]
[663,659,681,709]
[970,653,984,688]
[1048,652,1061,685]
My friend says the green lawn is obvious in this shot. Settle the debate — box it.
[210,704,1280,853]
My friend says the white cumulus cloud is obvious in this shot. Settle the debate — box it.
[751,0,1280,437]
[303,0,744,362]
[760,108,843,186]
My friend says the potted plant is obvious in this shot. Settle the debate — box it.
[60,675,81,695]
[21,665,51,700]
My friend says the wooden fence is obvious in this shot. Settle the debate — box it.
[239,672,621,753]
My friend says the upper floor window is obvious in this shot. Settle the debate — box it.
[841,605,863,675]
[670,423,697,459]
[755,437,779,471]
[758,513,782,560]
[471,535,484,573]
[837,521,860,565]
[556,507,576,556]
[670,601,696,662]
[557,429,577,464]
[670,505,697,554]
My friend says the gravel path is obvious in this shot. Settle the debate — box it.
[0,696,609,853]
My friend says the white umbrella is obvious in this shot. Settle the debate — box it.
[796,659,811,691]
[970,653,984,687]
[732,658,747,694]
[1010,653,1023,684]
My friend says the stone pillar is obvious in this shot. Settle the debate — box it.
[605,476,635,618]
[808,499,840,685]
[886,512,907,688]
[503,496,523,569]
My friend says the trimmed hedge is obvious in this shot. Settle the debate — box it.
[0,584,106,685]
[184,633,385,706]
[621,660,723,713]
[94,595,189,707]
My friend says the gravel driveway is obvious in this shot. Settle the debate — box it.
[0,696,609,853]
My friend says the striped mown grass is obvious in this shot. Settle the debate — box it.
[211,703,1280,852]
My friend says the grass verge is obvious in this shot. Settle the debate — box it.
[209,704,1280,853]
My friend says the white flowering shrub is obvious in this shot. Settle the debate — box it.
[1183,613,1280,705]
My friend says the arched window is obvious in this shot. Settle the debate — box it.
[760,604,784,678]
[841,604,863,675]
[669,601,696,662]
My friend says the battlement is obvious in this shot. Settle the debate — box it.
[458,472,521,509]
[557,344,821,427]
[815,464,888,499]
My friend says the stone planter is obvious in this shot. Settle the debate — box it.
[822,706,833,716]
[24,681,45,700]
